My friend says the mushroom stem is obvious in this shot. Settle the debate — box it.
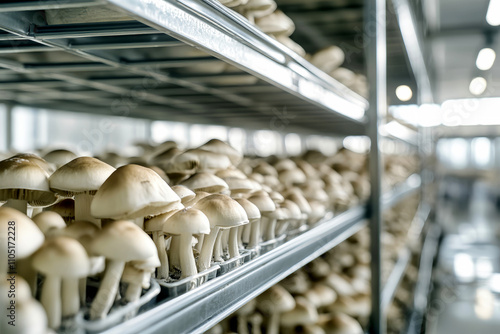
[124,281,142,303]
[237,315,250,334]
[90,260,125,320]
[264,217,277,241]
[79,277,87,306]
[248,218,261,249]
[4,198,28,214]
[213,231,224,262]
[17,257,37,297]
[74,193,100,227]
[198,226,220,272]
[152,231,169,279]
[31,207,43,217]
[179,233,197,278]
[267,312,280,334]
[169,235,181,272]
[228,227,240,259]
[195,234,204,253]
[40,275,61,329]
[131,217,144,230]
[242,223,251,245]
[62,278,80,317]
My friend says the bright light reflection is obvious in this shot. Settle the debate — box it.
[469,77,487,96]
[395,85,413,101]
[487,0,500,26]
[454,253,475,281]
[475,288,494,320]
[475,257,494,279]
[476,48,496,70]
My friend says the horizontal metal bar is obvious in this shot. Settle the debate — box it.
[0,0,105,12]
[34,22,157,39]
[101,207,367,334]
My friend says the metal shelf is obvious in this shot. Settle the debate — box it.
[94,176,420,334]
[406,224,441,334]
[103,206,367,334]
[381,202,431,312]
[0,0,368,136]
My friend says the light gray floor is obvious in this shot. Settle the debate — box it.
[427,181,500,334]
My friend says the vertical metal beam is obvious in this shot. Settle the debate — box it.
[365,0,386,333]
[5,104,13,151]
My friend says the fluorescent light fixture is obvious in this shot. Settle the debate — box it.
[487,0,500,26]
[476,48,496,70]
[469,77,487,95]
[395,85,413,101]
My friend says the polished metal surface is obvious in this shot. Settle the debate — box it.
[0,0,369,135]
[102,206,367,334]
[366,0,386,330]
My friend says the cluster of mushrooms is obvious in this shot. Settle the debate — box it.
[0,138,418,333]
[207,229,371,334]
[383,155,419,193]
[0,140,371,332]
[217,0,369,97]
[381,196,420,282]
[205,195,423,334]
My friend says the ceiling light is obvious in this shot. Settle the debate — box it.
[395,85,413,101]
[469,77,487,95]
[487,0,500,26]
[476,48,496,70]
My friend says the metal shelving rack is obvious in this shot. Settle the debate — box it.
[0,1,431,334]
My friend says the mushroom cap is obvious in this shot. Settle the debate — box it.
[91,164,181,219]
[180,172,229,193]
[149,166,170,184]
[215,168,247,180]
[256,284,295,314]
[91,220,157,262]
[269,191,285,204]
[198,139,242,165]
[323,312,364,334]
[42,149,77,168]
[184,149,232,172]
[6,299,48,334]
[253,161,278,177]
[50,198,75,221]
[286,192,312,216]
[194,194,248,229]
[279,200,302,220]
[328,295,360,317]
[293,159,319,179]
[267,206,290,220]
[324,273,356,297]
[307,201,327,224]
[234,198,261,220]
[0,274,31,303]
[280,269,310,294]
[49,157,116,196]
[247,193,276,214]
[279,168,307,185]
[32,211,66,236]
[304,283,338,307]
[280,296,318,327]
[13,153,55,175]
[0,157,57,206]
[183,191,211,208]
[163,208,211,235]
[273,158,297,172]
[225,178,255,194]
[57,220,100,240]
[171,185,196,204]
[164,150,200,175]
[144,207,182,232]
[32,236,89,278]
[130,254,161,272]
[0,207,44,259]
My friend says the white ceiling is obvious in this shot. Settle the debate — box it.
[427,0,500,101]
